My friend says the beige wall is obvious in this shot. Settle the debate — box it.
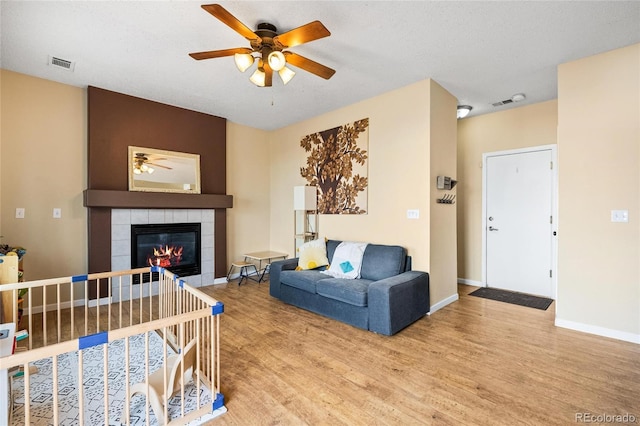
[0,70,87,280]
[0,71,3,235]
[226,122,271,264]
[456,100,558,282]
[557,43,640,340]
[429,80,459,305]
[266,79,458,307]
[268,80,430,263]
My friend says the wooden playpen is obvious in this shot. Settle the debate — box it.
[0,266,225,425]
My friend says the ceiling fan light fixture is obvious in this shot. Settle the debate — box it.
[278,66,296,85]
[147,167,155,174]
[189,4,335,87]
[457,105,473,119]
[250,68,266,87]
[268,51,286,71]
[234,53,254,72]
[133,167,142,175]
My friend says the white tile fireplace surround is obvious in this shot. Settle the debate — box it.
[111,209,217,301]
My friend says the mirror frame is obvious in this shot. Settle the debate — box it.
[128,146,201,194]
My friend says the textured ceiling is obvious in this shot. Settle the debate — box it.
[1,1,639,130]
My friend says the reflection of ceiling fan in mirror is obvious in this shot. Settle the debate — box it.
[189,3,335,87]
[133,153,172,175]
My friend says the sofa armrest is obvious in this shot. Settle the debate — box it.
[269,258,299,298]
[368,271,430,336]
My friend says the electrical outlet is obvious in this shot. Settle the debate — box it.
[53,208,62,219]
[407,209,420,219]
[611,210,629,223]
[15,208,25,219]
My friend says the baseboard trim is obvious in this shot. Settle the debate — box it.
[555,318,640,344]
[88,297,112,308]
[223,271,261,282]
[428,293,459,314]
[23,299,81,315]
[457,278,483,286]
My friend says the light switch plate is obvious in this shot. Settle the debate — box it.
[407,209,420,219]
[611,210,629,223]
[15,208,25,219]
[53,208,62,219]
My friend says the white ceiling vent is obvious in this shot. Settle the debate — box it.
[48,55,75,71]
[492,98,514,107]
[492,93,526,107]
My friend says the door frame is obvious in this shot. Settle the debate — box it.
[481,144,558,299]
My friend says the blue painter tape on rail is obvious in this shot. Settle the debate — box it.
[79,331,108,350]
[178,279,185,288]
[213,393,225,410]
[212,301,224,315]
[72,274,88,282]
[150,266,164,274]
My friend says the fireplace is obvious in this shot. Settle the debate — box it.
[131,222,201,283]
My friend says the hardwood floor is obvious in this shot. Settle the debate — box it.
[197,281,640,425]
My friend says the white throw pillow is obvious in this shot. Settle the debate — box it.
[297,239,329,270]
[322,241,368,279]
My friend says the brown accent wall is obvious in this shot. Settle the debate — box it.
[87,87,229,295]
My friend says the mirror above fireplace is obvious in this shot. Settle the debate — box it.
[128,146,201,194]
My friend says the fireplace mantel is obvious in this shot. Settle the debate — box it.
[84,189,233,209]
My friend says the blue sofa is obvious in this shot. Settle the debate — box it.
[269,240,430,335]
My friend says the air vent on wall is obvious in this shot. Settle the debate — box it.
[48,55,75,71]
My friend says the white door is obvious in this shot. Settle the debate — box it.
[485,148,555,298]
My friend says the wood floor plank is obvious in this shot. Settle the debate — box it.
[16,281,640,425]
[197,281,640,425]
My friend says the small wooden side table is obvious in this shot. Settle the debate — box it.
[243,251,288,282]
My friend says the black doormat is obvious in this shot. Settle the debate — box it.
[469,287,553,310]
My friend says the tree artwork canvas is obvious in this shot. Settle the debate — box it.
[300,118,369,214]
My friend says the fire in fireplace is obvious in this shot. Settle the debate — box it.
[131,223,201,283]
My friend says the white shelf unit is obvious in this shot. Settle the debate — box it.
[293,186,318,254]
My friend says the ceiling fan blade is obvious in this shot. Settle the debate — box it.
[274,21,330,49]
[284,52,335,80]
[202,4,260,42]
[147,162,172,170]
[189,47,252,60]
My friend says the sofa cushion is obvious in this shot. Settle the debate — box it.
[360,244,407,281]
[316,278,373,307]
[280,270,327,294]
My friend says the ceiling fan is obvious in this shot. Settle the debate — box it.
[133,153,172,175]
[189,3,336,87]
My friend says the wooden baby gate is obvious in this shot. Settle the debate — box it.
[0,266,225,425]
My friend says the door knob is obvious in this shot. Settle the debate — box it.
[489,226,499,231]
